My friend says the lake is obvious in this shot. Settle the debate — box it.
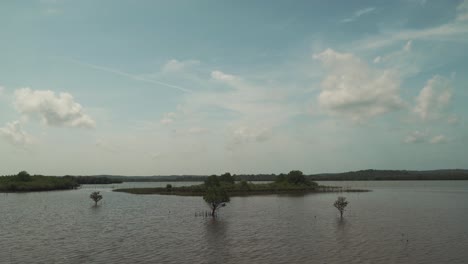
[1,181,467,263]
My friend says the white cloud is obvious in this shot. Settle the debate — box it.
[160,112,176,125]
[0,121,33,146]
[376,40,413,63]
[358,2,468,50]
[404,131,449,144]
[371,40,420,77]
[227,126,272,150]
[447,115,459,125]
[414,75,452,121]
[430,135,449,144]
[373,56,382,64]
[211,70,239,83]
[404,130,427,144]
[403,40,412,52]
[314,48,404,121]
[67,59,192,93]
[44,8,62,15]
[188,127,208,135]
[13,88,96,128]
[341,7,376,23]
[161,59,200,73]
[457,0,468,21]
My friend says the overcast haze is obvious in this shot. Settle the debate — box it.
[1,0,467,175]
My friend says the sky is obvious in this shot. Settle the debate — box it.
[0,0,467,176]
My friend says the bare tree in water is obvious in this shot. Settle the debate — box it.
[334,197,349,218]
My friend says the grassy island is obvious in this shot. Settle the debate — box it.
[0,171,122,192]
[114,171,370,196]
[0,171,79,192]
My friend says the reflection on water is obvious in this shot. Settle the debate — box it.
[204,219,229,264]
[0,181,467,263]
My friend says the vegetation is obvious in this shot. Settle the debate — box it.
[204,187,230,217]
[202,174,231,216]
[102,169,468,182]
[310,169,468,181]
[0,172,121,192]
[114,171,368,196]
[0,171,79,192]
[334,197,349,218]
[63,176,123,184]
[90,191,103,206]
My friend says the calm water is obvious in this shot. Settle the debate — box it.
[1,181,467,264]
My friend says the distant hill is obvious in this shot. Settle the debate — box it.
[83,169,468,182]
[309,169,468,181]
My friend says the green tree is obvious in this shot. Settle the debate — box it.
[219,172,235,184]
[204,175,220,187]
[287,170,307,185]
[203,187,230,217]
[275,173,287,183]
[334,196,349,218]
[166,184,173,192]
[90,191,103,206]
[17,171,31,182]
[239,180,250,190]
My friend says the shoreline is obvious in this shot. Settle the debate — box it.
[113,186,370,196]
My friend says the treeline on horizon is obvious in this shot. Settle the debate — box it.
[97,169,468,182]
[0,172,123,192]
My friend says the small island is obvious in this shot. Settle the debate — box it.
[0,171,123,192]
[114,170,369,196]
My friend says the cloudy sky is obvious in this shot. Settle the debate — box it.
[1,0,467,175]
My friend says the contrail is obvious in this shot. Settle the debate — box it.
[65,58,192,93]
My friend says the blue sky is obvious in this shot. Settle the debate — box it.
[1,0,467,175]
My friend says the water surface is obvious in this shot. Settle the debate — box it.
[1,181,467,263]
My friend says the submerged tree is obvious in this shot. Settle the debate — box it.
[333,196,349,218]
[203,187,230,217]
[90,191,103,206]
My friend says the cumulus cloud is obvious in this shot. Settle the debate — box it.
[161,59,200,73]
[14,88,96,128]
[414,75,452,121]
[211,70,239,83]
[0,121,33,146]
[314,49,404,121]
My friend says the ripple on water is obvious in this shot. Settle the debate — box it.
[1,182,468,263]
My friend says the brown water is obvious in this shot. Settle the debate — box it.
[1,181,467,263]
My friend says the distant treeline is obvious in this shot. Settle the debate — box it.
[310,169,468,181]
[0,172,123,192]
[92,169,468,182]
[64,176,123,184]
[0,172,79,192]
